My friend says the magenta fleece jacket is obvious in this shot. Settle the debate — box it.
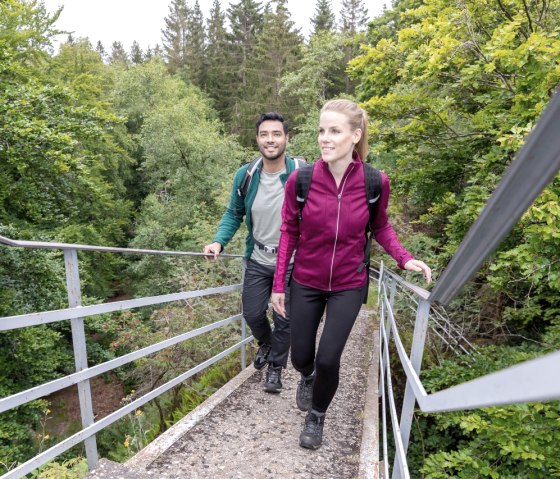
[273,157,414,293]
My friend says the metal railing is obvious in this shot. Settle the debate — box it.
[376,90,560,479]
[0,237,245,479]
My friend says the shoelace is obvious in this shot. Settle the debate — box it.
[257,344,271,358]
[303,414,323,434]
[298,377,313,399]
[267,367,281,382]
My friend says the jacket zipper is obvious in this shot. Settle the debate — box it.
[328,164,355,290]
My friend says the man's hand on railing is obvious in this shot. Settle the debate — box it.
[203,242,223,260]
[404,259,432,284]
[271,292,286,317]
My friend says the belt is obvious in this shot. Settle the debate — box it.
[253,237,278,255]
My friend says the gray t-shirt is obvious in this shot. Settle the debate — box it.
[250,168,286,266]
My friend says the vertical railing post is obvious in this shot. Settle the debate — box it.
[378,262,386,394]
[64,249,98,469]
[241,315,247,370]
[377,261,384,308]
[392,299,430,479]
[385,275,396,348]
[240,259,247,370]
[389,276,397,311]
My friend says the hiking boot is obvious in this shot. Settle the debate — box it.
[253,343,271,370]
[263,364,282,393]
[296,372,315,411]
[299,410,325,450]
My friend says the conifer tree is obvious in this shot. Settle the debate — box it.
[311,0,336,35]
[225,0,264,138]
[95,40,107,62]
[109,41,129,66]
[184,0,206,86]
[339,0,369,93]
[242,0,302,143]
[206,0,229,114]
[340,0,368,34]
[161,0,189,74]
[130,40,144,64]
[152,44,164,58]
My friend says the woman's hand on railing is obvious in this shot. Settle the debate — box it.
[203,242,223,260]
[271,292,286,317]
[404,259,432,284]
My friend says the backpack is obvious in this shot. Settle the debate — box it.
[237,156,306,198]
[295,162,382,303]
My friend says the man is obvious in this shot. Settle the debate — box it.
[204,112,302,393]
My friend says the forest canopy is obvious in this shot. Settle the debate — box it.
[1,0,560,476]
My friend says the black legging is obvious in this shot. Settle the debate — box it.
[290,280,364,413]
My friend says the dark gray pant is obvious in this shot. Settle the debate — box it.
[242,258,292,367]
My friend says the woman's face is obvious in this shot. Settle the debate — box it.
[318,111,361,164]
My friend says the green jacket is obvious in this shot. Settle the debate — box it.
[213,155,301,258]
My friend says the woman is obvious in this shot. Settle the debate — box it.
[271,99,431,450]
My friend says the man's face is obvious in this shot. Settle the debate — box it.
[256,120,288,162]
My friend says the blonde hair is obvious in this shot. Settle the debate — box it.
[321,99,368,161]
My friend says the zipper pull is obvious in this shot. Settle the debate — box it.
[337,193,342,202]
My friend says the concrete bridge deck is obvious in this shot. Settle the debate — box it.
[87,310,379,479]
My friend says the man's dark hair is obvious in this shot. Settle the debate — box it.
[256,112,289,135]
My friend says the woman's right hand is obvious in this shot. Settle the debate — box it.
[271,292,286,317]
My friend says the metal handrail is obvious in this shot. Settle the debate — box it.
[0,235,240,258]
[0,238,245,479]
[378,90,560,479]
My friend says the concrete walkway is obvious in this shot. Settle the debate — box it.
[87,310,379,479]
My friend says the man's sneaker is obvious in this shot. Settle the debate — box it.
[299,410,325,450]
[253,343,271,370]
[263,364,282,393]
[296,372,315,411]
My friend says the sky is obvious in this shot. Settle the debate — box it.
[41,0,390,52]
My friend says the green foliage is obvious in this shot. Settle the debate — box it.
[0,401,49,472]
[281,31,346,115]
[109,59,247,295]
[311,0,336,35]
[350,0,560,332]
[409,346,560,478]
[28,457,88,479]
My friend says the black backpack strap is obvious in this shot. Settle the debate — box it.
[358,164,383,303]
[237,157,262,198]
[295,164,314,222]
[364,163,382,232]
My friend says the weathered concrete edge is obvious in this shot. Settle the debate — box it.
[358,311,380,479]
[126,364,257,471]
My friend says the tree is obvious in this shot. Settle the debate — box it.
[226,0,304,145]
[206,0,229,114]
[161,0,189,74]
[109,40,129,66]
[349,1,560,473]
[224,0,264,139]
[184,0,206,86]
[281,30,345,112]
[110,59,247,294]
[350,0,560,399]
[0,1,133,468]
[311,0,336,34]
[96,40,107,62]
[130,40,144,64]
[340,0,369,34]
